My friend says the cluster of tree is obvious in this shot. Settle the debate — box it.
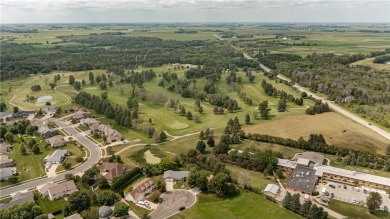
[30,84,42,91]
[1,120,36,143]
[111,167,142,191]
[175,28,198,34]
[258,100,271,119]
[216,117,243,154]
[256,50,302,69]
[166,78,198,98]
[121,69,156,87]
[244,68,256,83]
[184,66,222,81]
[283,192,328,219]
[261,79,303,109]
[226,71,242,85]
[208,94,239,112]
[144,157,180,176]
[237,91,253,105]
[0,201,45,219]
[373,55,390,64]
[226,149,280,177]
[75,92,136,127]
[340,151,390,172]
[305,99,330,115]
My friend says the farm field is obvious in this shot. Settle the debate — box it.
[171,191,302,219]
[243,112,389,154]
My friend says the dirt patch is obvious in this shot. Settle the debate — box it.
[243,112,389,154]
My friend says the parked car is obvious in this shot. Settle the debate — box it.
[179,206,186,211]
[329,184,336,189]
[344,185,347,189]
[330,193,335,198]
[352,198,356,203]
[158,198,163,203]
[356,188,360,192]
[325,191,330,196]
[337,184,341,188]
[363,189,368,194]
[384,206,388,212]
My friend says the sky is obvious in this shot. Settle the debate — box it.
[1,0,389,23]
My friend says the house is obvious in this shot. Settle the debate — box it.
[0,110,12,123]
[38,125,55,138]
[99,162,127,181]
[64,213,83,219]
[0,155,14,168]
[80,118,99,126]
[91,124,122,143]
[13,111,35,118]
[0,191,34,210]
[46,135,66,147]
[31,119,45,126]
[73,111,91,121]
[0,143,12,154]
[66,107,82,113]
[0,167,17,180]
[45,149,68,165]
[38,180,78,200]
[163,170,189,182]
[41,105,57,115]
[263,184,280,198]
[125,178,154,203]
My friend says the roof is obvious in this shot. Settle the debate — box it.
[47,180,78,197]
[314,164,390,187]
[99,162,127,181]
[80,118,99,125]
[46,135,65,146]
[163,170,189,180]
[73,111,91,119]
[38,125,50,134]
[0,191,34,210]
[0,155,13,165]
[298,152,325,165]
[129,178,154,200]
[92,124,121,141]
[296,158,311,166]
[264,184,280,194]
[41,105,57,114]
[0,167,16,178]
[277,158,297,169]
[0,110,12,119]
[99,206,113,218]
[64,213,83,219]
[0,144,11,153]
[287,165,318,194]
[46,149,68,163]
[14,111,35,117]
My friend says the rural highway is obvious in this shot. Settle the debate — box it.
[0,120,102,197]
[242,50,390,141]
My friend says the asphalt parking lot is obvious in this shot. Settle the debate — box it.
[319,182,390,210]
[149,190,196,219]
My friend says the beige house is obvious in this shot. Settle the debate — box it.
[73,111,91,121]
[0,155,14,168]
[125,178,154,203]
[46,135,66,147]
[41,105,57,115]
[91,124,122,143]
[38,180,78,200]
[99,162,127,182]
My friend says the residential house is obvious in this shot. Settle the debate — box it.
[73,111,91,122]
[80,118,99,126]
[163,170,189,182]
[0,191,34,210]
[63,213,83,219]
[13,111,35,118]
[41,105,57,115]
[99,162,127,182]
[125,178,154,203]
[46,135,66,147]
[38,125,55,138]
[66,107,82,113]
[45,149,68,167]
[31,119,45,126]
[263,184,280,198]
[38,180,78,200]
[0,155,14,168]
[0,167,17,181]
[0,143,12,154]
[91,124,122,143]
[0,110,12,123]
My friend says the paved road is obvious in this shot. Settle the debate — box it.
[149,190,196,219]
[0,120,102,197]
[242,51,390,141]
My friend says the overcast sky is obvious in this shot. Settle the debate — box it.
[1,0,389,23]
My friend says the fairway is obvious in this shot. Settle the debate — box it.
[169,122,189,130]
[171,191,302,219]
[243,112,389,154]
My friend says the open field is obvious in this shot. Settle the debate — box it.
[144,150,161,164]
[243,112,389,154]
[321,199,390,219]
[351,58,390,71]
[171,191,302,219]
[226,164,278,190]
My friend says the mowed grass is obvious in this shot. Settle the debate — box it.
[144,150,161,164]
[171,191,302,219]
[225,164,278,190]
[322,199,390,219]
[350,58,390,71]
[243,112,389,154]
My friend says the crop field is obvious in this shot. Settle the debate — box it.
[243,112,389,154]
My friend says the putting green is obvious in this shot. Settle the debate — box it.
[144,150,161,164]
[169,122,189,129]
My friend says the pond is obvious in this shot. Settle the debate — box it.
[36,95,53,103]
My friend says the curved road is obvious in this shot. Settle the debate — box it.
[241,50,390,141]
[0,120,102,197]
[149,190,196,219]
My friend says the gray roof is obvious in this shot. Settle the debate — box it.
[0,192,34,210]
[0,155,13,165]
[298,152,325,165]
[163,170,189,180]
[46,150,68,163]
[64,213,83,219]
[99,206,113,218]
[0,167,16,179]
[287,165,318,194]
[38,125,50,134]
[0,110,12,119]
[264,184,280,194]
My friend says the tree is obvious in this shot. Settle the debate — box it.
[65,173,75,181]
[97,177,110,189]
[4,132,14,143]
[186,111,193,120]
[113,202,129,218]
[301,92,308,98]
[282,192,292,210]
[81,79,86,86]
[277,97,287,112]
[188,170,209,191]
[32,145,40,154]
[196,141,206,153]
[109,80,113,87]
[97,191,119,206]
[8,176,19,184]
[207,137,215,147]
[82,168,97,186]
[13,106,19,114]
[245,114,250,124]
[259,100,271,119]
[89,72,95,85]
[49,83,57,90]
[69,75,75,85]
[0,103,7,112]
[67,191,91,213]
[62,162,71,169]
[290,193,301,214]
[80,208,99,219]
[209,172,235,196]
[366,192,382,213]
[199,130,205,139]
[101,92,108,100]
[300,200,312,217]
[0,201,43,219]
[19,145,27,155]
[99,82,107,90]
[213,143,229,155]
[159,131,167,142]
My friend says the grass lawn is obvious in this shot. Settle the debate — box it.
[171,191,302,219]
[78,125,90,131]
[0,196,12,204]
[226,164,278,190]
[323,199,390,219]
[33,191,67,214]
[128,201,152,218]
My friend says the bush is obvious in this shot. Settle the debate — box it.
[111,168,142,191]
[76,156,83,163]
[147,190,162,203]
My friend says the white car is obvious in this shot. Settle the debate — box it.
[352,198,356,203]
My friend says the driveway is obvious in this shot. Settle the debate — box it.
[166,181,174,191]
[149,190,196,219]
